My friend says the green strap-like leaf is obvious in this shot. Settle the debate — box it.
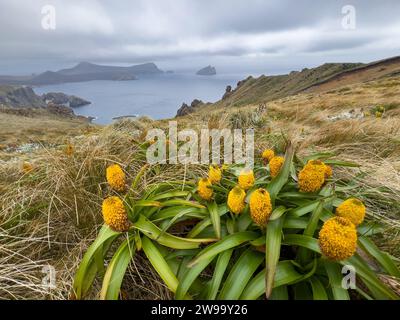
[283,217,308,229]
[206,249,233,300]
[73,225,120,299]
[287,199,320,218]
[187,231,259,267]
[100,236,135,300]
[151,190,190,201]
[269,285,289,300]
[308,276,328,300]
[266,217,284,298]
[161,199,205,209]
[133,214,216,249]
[208,201,221,239]
[358,236,400,278]
[175,256,214,300]
[151,206,207,221]
[141,236,179,294]
[297,201,324,264]
[269,206,287,221]
[282,234,321,253]
[241,260,303,300]
[344,255,399,300]
[323,260,350,300]
[219,249,264,300]
[267,143,294,201]
[187,204,229,238]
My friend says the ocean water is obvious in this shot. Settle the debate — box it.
[33,73,245,124]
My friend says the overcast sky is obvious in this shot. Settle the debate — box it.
[0,0,399,75]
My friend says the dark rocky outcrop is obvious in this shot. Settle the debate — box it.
[176,99,204,117]
[222,85,232,99]
[46,103,75,117]
[42,92,91,108]
[0,86,46,108]
[196,65,216,76]
[0,85,93,121]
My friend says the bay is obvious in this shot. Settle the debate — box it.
[33,73,245,124]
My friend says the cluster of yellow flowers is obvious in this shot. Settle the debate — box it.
[102,164,130,232]
[318,216,357,261]
[106,164,126,192]
[318,197,366,260]
[227,186,246,214]
[262,148,285,178]
[193,149,365,260]
[208,165,222,184]
[198,157,274,227]
[262,149,275,163]
[249,188,272,225]
[269,156,284,178]
[298,160,332,193]
[102,196,130,232]
[197,177,213,201]
[238,169,255,190]
[197,165,223,201]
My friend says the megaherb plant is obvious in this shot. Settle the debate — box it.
[73,143,400,300]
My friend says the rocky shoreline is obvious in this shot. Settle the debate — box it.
[0,85,94,122]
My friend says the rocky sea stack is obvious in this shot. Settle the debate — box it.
[196,65,216,76]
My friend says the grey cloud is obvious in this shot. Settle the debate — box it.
[0,0,399,73]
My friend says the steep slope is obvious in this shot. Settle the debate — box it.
[209,56,400,111]
[305,56,400,93]
[213,62,362,109]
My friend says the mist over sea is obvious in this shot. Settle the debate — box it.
[33,73,246,124]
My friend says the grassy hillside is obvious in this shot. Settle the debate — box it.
[0,64,400,299]
[0,108,94,147]
[213,56,400,110]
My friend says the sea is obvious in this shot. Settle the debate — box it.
[33,73,247,124]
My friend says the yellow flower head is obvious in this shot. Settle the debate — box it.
[319,216,357,261]
[336,198,366,226]
[262,149,275,162]
[106,164,126,192]
[197,178,213,201]
[22,162,33,174]
[306,160,333,179]
[269,156,284,178]
[249,188,272,226]
[65,143,74,156]
[208,165,222,184]
[298,160,326,193]
[375,111,382,118]
[238,169,255,190]
[227,186,246,214]
[102,196,130,232]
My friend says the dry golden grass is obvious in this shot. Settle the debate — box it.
[0,121,208,299]
[0,110,93,146]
